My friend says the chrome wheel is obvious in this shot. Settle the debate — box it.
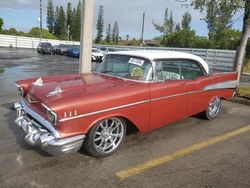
[200,96,221,120]
[207,97,221,119]
[85,117,126,157]
[93,118,125,154]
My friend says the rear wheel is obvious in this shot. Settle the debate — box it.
[84,117,126,157]
[201,96,221,120]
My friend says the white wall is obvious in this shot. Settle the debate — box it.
[0,34,80,48]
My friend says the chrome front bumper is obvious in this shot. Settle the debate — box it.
[14,101,85,156]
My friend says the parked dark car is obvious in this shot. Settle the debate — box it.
[52,45,59,54]
[67,46,80,58]
[37,42,53,54]
[54,44,71,55]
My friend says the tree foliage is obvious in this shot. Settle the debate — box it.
[7,28,18,35]
[193,0,237,40]
[181,11,192,30]
[153,8,175,35]
[0,18,4,33]
[46,1,80,41]
[66,2,73,40]
[112,21,119,45]
[28,27,57,39]
[47,0,54,33]
[54,6,67,39]
[105,23,111,44]
[191,0,249,76]
[161,29,197,48]
[71,2,81,41]
[95,5,104,44]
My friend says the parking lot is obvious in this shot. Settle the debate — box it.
[1,47,250,187]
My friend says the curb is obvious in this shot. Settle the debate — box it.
[230,97,250,106]
[242,72,250,76]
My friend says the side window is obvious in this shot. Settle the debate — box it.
[180,60,204,80]
[156,60,182,80]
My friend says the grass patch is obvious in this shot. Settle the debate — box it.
[243,59,250,73]
[239,87,250,98]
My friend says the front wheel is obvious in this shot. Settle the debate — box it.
[201,96,221,120]
[84,117,126,157]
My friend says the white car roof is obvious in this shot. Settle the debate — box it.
[109,50,209,73]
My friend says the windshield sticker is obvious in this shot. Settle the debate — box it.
[128,58,144,66]
[131,67,143,77]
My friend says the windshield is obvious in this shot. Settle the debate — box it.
[108,48,116,52]
[41,43,52,47]
[97,54,153,81]
[92,49,100,53]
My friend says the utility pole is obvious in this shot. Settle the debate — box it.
[40,0,42,40]
[79,0,94,73]
[140,12,145,47]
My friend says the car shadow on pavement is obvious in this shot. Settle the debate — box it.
[2,102,50,157]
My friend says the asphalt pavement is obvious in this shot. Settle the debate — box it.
[0,47,250,188]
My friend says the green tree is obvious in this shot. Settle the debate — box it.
[72,2,81,41]
[192,0,236,40]
[181,11,192,30]
[70,8,76,40]
[54,6,59,35]
[105,23,111,44]
[126,34,129,41]
[54,6,67,39]
[175,23,181,32]
[163,29,197,48]
[153,8,175,36]
[191,0,250,80]
[194,36,211,49]
[66,2,73,40]
[0,18,4,33]
[95,5,104,44]
[112,21,119,45]
[47,0,55,33]
[8,28,18,35]
[28,27,57,39]
[214,29,241,49]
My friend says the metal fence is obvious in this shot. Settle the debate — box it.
[0,34,236,72]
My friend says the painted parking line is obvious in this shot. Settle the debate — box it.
[116,124,250,181]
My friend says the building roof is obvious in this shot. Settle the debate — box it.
[110,50,209,73]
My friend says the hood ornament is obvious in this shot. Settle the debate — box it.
[33,78,43,86]
[47,86,62,97]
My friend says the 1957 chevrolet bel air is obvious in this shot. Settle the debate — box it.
[14,50,237,157]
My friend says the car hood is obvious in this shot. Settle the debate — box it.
[28,73,136,104]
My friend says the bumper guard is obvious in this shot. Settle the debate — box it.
[14,101,85,156]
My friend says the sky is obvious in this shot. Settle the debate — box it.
[0,0,244,40]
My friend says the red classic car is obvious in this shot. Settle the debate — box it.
[14,50,237,157]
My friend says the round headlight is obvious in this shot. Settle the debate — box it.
[47,110,57,125]
[18,87,24,97]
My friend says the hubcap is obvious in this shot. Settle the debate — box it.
[93,118,124,154]
[208,97,220,118]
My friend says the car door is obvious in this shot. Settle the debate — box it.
[149,59,188,130]
[179,59,211,116]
